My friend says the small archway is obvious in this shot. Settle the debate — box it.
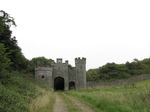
[69,81,75,90]
[54,77,64,91]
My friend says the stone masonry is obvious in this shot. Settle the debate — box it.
[35,57,86,90]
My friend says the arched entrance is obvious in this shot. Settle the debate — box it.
[69,81,75,90]
[54,77,64,91]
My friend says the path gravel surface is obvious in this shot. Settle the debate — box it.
[52,93,68,112]
[62,93,95,112]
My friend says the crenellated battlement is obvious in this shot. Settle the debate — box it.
[75,57,86,60]
[57,58,62,63]
[75,57,86,64]
[35,57,86,90]
[55,58,69,65]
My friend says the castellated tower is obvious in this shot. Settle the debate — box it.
[35,67,53,88]
[35,57,86,91]
[75,57,86,89]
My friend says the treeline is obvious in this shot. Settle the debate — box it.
[87,58,150,81]
[1,10,150,83]
[0,10,52,77]
[0,10,53,112]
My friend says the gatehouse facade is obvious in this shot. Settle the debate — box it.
[35,57,86,90]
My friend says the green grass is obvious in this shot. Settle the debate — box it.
[66,79,150,112]
[0,73,54,112]
[30,90,54,112]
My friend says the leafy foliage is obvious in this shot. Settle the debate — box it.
[86,69,99,81]
[0,73,52,112]
[87,58,150,81]
[0,10,28,71]
[26,57,52,74]
[0,10,54,112]
[0,43,11,72]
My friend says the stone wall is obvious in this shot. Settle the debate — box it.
[35,67,53,87]
[75,57,86,89]
[68,67,76,82]
[35,58,86,90]
[87,74,150,88]
[52,59,69,90]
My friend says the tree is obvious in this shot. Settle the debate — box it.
[26,57,52,74]
[98,63,130,80]
[0,43,11,72]
[0,10,16,27]
[125,59,145,75]
[0,10,28,71]
[0,43,12,79]
[86,69,99,81]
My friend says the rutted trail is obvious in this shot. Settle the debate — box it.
[52,93,68,112]
[52,92,95,112]
[62,93,95,112]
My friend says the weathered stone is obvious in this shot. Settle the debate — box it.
[35,57,86,90]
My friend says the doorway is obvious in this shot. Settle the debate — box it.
[54,77,64,91]
[69,81,75,90]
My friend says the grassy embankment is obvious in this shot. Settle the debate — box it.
[66,79,150,112]
[0,73,54,112]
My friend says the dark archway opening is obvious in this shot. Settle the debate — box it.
[54,77,64,91]
[41,75,44,78]
[69,81,75,90]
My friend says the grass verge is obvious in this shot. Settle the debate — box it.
[30,89,54,112]
[0,73,54,112]
[66,79,150,112]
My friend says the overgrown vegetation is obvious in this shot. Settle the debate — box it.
[26,57,52,74]
[0,10,54,112]
[87,58,150,81]
[0,72,54,112]
[66,79,150,112]
[30,85,54,112]
[0,10,52,74]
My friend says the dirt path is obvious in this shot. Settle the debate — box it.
[52,93,68,112]
[62,93,95,112]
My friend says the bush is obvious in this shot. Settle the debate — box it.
[0,85,29,112]
[0,43,11,73]
[0,73,45,112]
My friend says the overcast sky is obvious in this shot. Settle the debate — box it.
[1,0,150,70]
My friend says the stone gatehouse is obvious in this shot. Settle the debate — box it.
[35,57,86,90]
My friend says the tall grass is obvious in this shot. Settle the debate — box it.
[30,89,54,112]
[66,79,150,112]
[0,73,54,112]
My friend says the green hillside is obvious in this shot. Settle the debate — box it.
[0,10,55,112]
[0,73,54,112]
[66,79,150,112]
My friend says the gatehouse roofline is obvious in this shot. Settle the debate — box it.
[35,57,86,90]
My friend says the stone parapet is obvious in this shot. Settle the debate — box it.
[35,67,52,71]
